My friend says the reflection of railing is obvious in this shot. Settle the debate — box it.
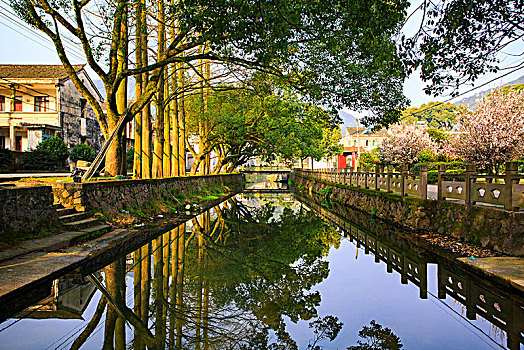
[298,193,524,349]
[294,161,524,211]
[240,166,291,173]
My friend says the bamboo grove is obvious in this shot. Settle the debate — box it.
[12,0,410,177]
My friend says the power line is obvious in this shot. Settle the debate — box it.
[406,61,524,118]
[0,1,87,62]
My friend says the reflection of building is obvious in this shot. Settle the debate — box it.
[338,127,387,169]
[0,64,103,151]
[16,274,99,319]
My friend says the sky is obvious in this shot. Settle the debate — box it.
[0,0,523,126]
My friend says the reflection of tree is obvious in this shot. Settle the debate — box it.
[72,198,341,349]
[347,320,403,350]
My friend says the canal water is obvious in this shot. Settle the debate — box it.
[0,181,522,349]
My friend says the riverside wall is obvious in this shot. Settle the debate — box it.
[51,174,243,216]
[0,186,60,242]
[293,173,524,256]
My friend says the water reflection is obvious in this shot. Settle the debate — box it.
[297,193,524,350]
[37,196,338,349]
[0,189,523,349]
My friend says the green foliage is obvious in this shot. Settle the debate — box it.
[402,0,523,96]
[347,320,403,350]
[23,149,61,170]
[35,137,68,165]
[417,148,437,163]
[69,143,94,162]
[126,147,134,171]
[400,102,457,129]
[426,128,449,143]
[358,149,380,170]
[410,161,465,174]
[0,149,13,172]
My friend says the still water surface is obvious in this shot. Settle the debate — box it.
[0,187,522,349]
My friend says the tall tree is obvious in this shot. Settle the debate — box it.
[12,0,410,176]
[402,0,524,96]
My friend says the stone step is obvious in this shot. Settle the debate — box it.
[63,217,101,230]
[56,207,77,216]
[70,224,113,244]
[59,212,89,223]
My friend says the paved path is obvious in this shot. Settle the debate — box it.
[458,257,524,293]
[0,173,69,180]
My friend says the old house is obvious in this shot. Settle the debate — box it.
[0,64,103,152]
[339,127,388,169]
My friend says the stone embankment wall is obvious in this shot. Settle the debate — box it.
[293,174,524,256]
[52,174,243,216]
[0,186,60,241]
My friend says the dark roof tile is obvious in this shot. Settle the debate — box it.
[0,64,85,79]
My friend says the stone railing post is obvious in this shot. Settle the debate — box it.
[357,166,362,187]
[344,167,348,185]
[401,164,408,197]
[464,163,476,205]
[374,165,379,191]
[437,164,446,200]
[387,165,393,193]
[420,165,428,200]
[504,161,518,211]
[365,168,369,189]
[349,167,354,186]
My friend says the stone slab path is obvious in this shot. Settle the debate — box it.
[458,256,524,293]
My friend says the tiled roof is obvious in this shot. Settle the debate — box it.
[345,127,388,137]
[0,64,85,79]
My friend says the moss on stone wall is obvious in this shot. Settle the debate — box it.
[294,174,524,256]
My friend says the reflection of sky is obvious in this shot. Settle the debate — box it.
[286,239,507,350]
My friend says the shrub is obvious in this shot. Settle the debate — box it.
[0,149,13,172]
[23,149,60,170]
[127,147,134,171]
[418,148,437,163]
[70,143,95,163]
[36,137,68,165]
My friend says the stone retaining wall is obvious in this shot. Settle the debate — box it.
[294,174,524,256]
[0,186,60,242]
[51,174,243,216]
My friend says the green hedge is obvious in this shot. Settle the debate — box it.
[427,168,465,184]
[411,161,465,175]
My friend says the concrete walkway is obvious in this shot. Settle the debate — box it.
[458,257,524,293]
[0,173,70,181]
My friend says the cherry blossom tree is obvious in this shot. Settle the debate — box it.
[450,89,524,174]
[378,124,434,166]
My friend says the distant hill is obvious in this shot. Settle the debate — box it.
[338,110,358,131]
[453,74,524,109]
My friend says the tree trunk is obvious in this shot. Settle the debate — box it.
[175,224,186,350]
[140,0,151,179]
[133,0,143,178]
[152,0,165,178]
[177,62,186,175]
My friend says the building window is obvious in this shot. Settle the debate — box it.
[0,136,5,149]
[365,140,369,146]
[14,96,22,111]
[0,96,4,111]
[35,96,49,112]
[15,136,22,151]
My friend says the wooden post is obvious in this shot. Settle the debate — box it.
[387,165,393,193]
[401,165,408,197]
[420,165,428,200]
[464,163,476,205]
[504,161,518,211]
[374,165,379,191]
[437,164,446,201]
